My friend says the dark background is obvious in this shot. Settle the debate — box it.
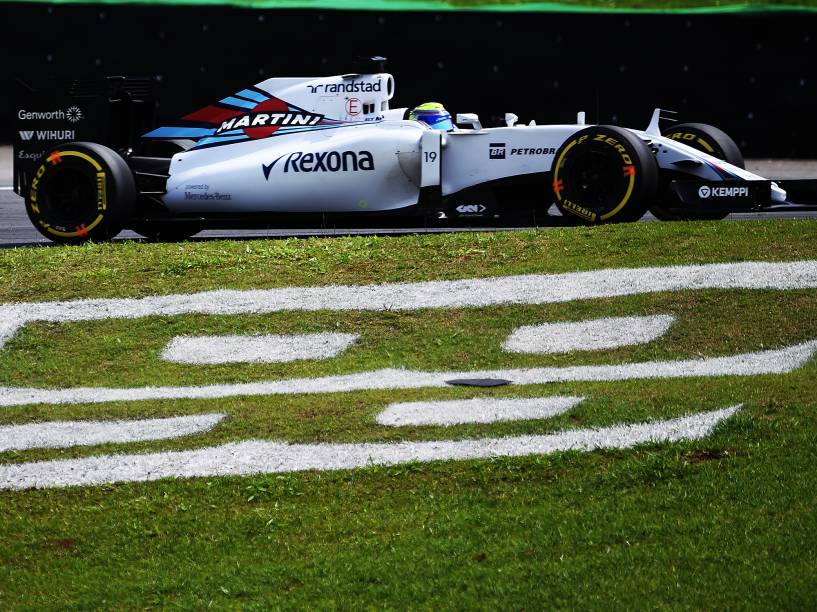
[2,3,815,156]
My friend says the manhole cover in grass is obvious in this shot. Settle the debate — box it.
[445,378,512,387]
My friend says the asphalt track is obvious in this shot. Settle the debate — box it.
[2,146,815,248]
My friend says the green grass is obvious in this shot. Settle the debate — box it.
[1,219,816,608]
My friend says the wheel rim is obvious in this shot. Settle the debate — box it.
[562,147,629,211]
[29,150,111,239]
[555,136,636,221]
[39,164,98,227]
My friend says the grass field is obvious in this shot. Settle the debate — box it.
[1,220,817,607]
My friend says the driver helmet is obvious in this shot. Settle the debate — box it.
[409,102,453,131]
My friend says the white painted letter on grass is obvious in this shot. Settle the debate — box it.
[503,315,676,354]
[161,333,359,364]
[1,340,814,408]
[1,260,816,352]
[376,396,584,426]
[0,413,225,452]
[0,406,741,490]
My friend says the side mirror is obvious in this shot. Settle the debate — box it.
[505,113,518,127]
[456,113,482,130]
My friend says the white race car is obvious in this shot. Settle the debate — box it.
[16,58,816,243]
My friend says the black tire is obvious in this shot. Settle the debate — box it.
[651,122,744,220]
[25,142,135,244]
[552,126,658,224]
[131,222,201,242]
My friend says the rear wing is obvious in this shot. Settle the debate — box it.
[13,76,157,196]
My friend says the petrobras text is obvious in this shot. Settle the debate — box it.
[510,147,557,155]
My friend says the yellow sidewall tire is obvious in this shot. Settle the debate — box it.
[552,126,658,224]
[25,142,136,244]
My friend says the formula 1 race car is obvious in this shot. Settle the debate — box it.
[13,58,817,243]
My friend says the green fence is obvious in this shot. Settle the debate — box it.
[6,0,817,12]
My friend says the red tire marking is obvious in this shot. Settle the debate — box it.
[622,165,635,177]
[553,179,564,193]
[47,152,62,166]
[76,224,89,238]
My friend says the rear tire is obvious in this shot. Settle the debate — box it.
[651,123,744,221]
[25,142,135,244]
[551,126,658,224]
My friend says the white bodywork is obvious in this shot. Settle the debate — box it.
[156,72,785,214]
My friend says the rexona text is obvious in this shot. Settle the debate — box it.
[263,150,375,178]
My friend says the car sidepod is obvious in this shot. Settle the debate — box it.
[161,121,428,214]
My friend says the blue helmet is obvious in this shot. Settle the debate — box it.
[409,102,453,131]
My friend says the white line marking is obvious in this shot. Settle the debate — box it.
[161,333,359,364]
[0,413,225,452]
[0,406,741,490]
[0,340,813,408]
[0,186,14,191]
[2,260,816,352]
[376,396,584,426]
[503,315,676,354]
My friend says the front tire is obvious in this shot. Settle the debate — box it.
[25,142,135,244]
[552,126,658,224]
[651,122,744,220]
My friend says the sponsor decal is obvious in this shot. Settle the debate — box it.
[307,80,382,94]
[593,134,633,164]
[455,204,487,214]
[184,191,232,201]
[17,150,45,161]
[95,172,106,211]
[561,199,597,222]
[66,106,83,123]
[698,185,749,199]
[217,111,322,135]
[510,147,556,155]
[17,107,83,122]
[18,130,75,142]
[346,98,362,116]
[490,144,557,158]
[262,150,375,179]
